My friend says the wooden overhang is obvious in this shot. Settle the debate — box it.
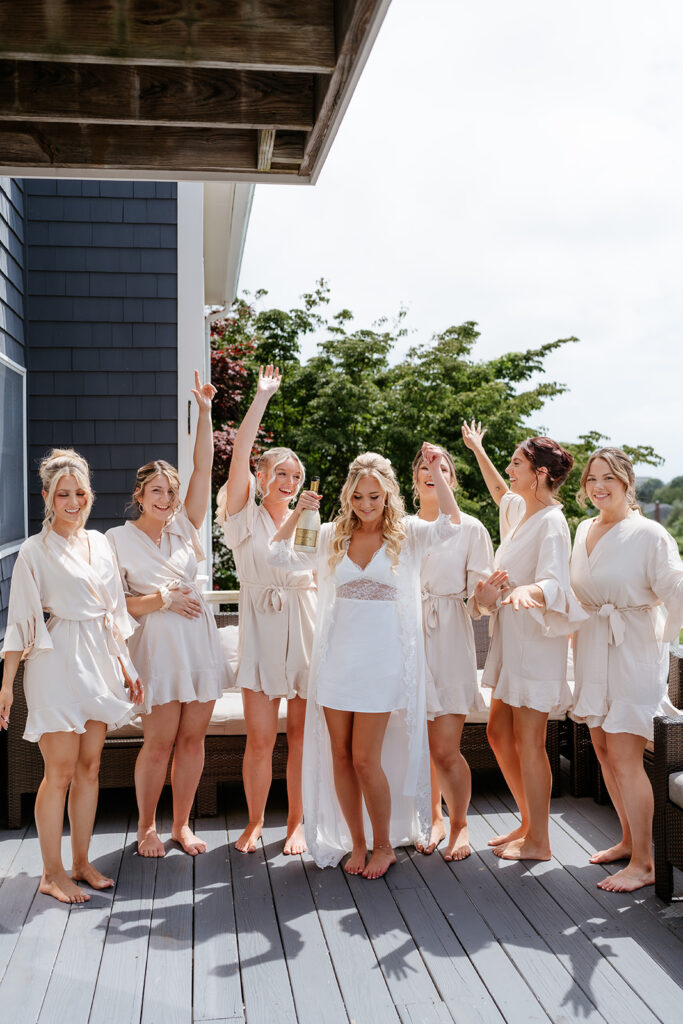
[0,0,390,183]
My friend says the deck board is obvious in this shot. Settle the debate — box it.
[1,779,682,1024]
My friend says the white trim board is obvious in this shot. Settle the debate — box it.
[0,349,28,556]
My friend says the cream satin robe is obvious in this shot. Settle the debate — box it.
[1,529,137,741]
[216,475,316,700]
[570,511,683,740]
[414,512,494,718]
[479,492,587,712]
[107,510,228,715]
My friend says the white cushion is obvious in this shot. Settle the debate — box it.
[108,692,288,739]
[669,770,683,810]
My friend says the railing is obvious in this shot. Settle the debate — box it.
[203,589,239,609]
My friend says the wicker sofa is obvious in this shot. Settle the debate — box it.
[653,713,683,901]
[2,612,566,828]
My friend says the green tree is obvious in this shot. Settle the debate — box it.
[636,477,665,503]
[653,476,683,505]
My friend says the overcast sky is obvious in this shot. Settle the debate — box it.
[239,0,682,481]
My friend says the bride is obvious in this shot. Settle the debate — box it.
[270,445,460,878]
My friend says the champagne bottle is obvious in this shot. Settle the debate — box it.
[294,477,321,551]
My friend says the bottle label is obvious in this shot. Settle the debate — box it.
[294,527,319,549]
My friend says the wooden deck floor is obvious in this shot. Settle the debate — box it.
[1,777,682,1024]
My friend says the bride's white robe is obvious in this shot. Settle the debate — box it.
[570,512,683,740]
[270,514,457,867]
[479,492,587,713]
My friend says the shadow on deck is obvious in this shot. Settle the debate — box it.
[0,775,682,1024]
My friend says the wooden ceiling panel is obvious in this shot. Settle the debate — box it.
[0,0,392,182]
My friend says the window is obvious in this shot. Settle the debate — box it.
[0,352,27,555]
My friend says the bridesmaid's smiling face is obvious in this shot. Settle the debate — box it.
[137,473,179,522]
[259,457,303,508]
[415,456,454,504]
[351,475,386,527]
[46,474,90,531]
[506,447,539,499]
[583,457,628,514]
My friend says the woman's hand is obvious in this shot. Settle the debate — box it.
[293,489,322,517]
[169,586,203,619]
[474,570,509,610]
[501,584,545,611]
[421,442,446,471]
[256,364,281,399]
[191,369,217,412]
[128,678,145,706]
[461,419,487,453]
[0,686,13,730]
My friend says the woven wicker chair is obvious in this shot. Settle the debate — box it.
[653,714,683,901]
[570,648,682,802]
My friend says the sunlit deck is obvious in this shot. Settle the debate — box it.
[1,778,682,1024]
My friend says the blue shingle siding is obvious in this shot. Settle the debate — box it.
[0,178,26,638]
[25,180,178,536]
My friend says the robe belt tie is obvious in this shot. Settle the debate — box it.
[579,602,651,646]
[102,610,127,659]
[241,579,316,614]
[421,589,468,634]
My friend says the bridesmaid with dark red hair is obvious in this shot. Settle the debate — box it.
[463,424,586,861]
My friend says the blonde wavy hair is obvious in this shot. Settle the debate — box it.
[255,447,305,502]
[411,445,457,509]
[329,452,406,573]
[39,448,93,535]
[578,447,639,511]
[129,460,182,519]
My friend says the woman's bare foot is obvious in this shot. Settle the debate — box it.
[40,870,90,904]
[171,825,207,855]
[344,845,368,875]
[362,845,396,879]
[493,837,551,861]
[488,825,525,847]
[416,820,446,855]
[597,864,654,892]
[235,821,263,853]
[137,826,165,858]
[283,822,306,855]
[71,862,114,889]
[589,842,631,865]
[444,823,471,862]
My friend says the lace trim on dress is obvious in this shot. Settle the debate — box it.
[336,579,398,601]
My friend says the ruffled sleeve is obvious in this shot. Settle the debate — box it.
[105,527,131,595]
[0,549,54,660]
[499,491,525,541]
[647,527,683,642]
[267,522,331,572]
[407,512,459,561]
[532,516,588,637]
[465,521,496,618]
[218,474,258,549]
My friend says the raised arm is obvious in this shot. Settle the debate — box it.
[421,442,461,523]
[184,370,217,528]
[461,420,508,507]
[224,365,281,516]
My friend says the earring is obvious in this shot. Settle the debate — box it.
[531,481,537,490]
[138,502,144,512]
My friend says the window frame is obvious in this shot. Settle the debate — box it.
[0,349,28,557]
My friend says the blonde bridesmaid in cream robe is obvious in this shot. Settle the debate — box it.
[463,423,586,861]
[409,445,494,861]
[571,448,683,893]
[216,365,316,857]
[0,450,142,905]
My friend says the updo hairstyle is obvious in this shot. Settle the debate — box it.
[255,447,305,501]
[129,460,182,519]
[578,447,639,510]
[329,452,406,572]
[411,445,457,508]
[518,436,574,492]
[39,448,93,533]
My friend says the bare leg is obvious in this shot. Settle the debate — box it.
[494,707,551,861]
[135,702,181,856]
[324,708,367,874]
[486,698,528,845]
[170,700,215,854]
[70,721,113,888]
[351,712,397,879]
[237,689,279,853]
[36,731,89,903]
[588,726,632,863]
[416,758,446,854]
[428,714,471,861]
[284,695,306,854]
[597,732,654,892]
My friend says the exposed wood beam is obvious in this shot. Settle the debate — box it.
[0,0,336,73]
[0,60,315,131]
[257,129,276,172]
[300,0,391,182]
[271,132,306,166]
[0,122,265,173]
